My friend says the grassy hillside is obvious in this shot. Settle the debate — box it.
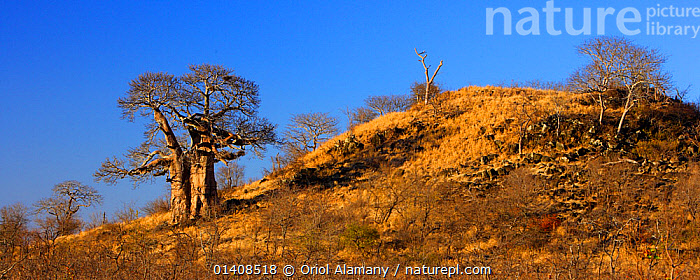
[11,86,700,279]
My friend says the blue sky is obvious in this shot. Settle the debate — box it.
[1,0,698,220]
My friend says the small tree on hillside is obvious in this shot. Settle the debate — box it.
[410,82,443,104]
[34,181,102,236]
[345,107,377,129]
[345,94,413,129]
[516,97,537,155]
[365,94,413,116]
[414,48,443,104]
[0,203,29,278]
[568,36,671,132]
[216,162,245,191]
[283,112,339,158]
[569,66,609,125]
[0,203,28,244]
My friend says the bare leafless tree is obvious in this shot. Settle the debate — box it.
[216,162,245,191]
[84,211,108,229]
[0,203,29,279]
[195,217,222,270]
[34,181,102,236]
[346,107,378,129]
[365,94,413,116]
[568,36,671,132]
[141,196,170,216]
[0,203,28,242]
[410,82,443,105]
[569,66,609,125]
[114,202,140,223]
[415,48,443,104]
[615,44,671,134]
[95,64,276,224]
[515,97,537,155]
[283,112,338,157]
[344,94,412,129]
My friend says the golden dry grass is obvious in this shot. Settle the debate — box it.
[300,86,594,177]
[39,86,700,279]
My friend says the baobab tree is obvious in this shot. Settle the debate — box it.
[95,64,276,224]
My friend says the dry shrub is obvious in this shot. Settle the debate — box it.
[84,211,108,230]
[634,139,680,161]
[340,223,379,257]
[114,203,139,223]
[142,196,170,216]
[530,214,562,232]
[17,85,700,278]
[673,163,700,225]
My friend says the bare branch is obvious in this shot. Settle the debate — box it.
[567,36,672,133]
[34,181,102,236]
[415,48,443,104]
[283,112,339,158]
[365,94,413,116]
[429,60,443,85]
[100,64,277,223]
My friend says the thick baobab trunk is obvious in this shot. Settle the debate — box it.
[184,114,219,219]
[152,109,192,224]
[169,155,191,224]
[189,149,218,219]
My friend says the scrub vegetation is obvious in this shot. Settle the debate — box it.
[2,38,700,279]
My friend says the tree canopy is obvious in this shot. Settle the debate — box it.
[95,64,276,224]
[283,112,339,158]
[568,36,672,132]
[35,181,102,236]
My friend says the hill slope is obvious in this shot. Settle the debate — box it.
[17,86,700,279]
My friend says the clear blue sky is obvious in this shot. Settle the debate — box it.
[1,0,698,220]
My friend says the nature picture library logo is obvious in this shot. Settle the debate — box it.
[486,0,700,38]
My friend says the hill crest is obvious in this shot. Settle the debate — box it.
[53,86,700,279]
